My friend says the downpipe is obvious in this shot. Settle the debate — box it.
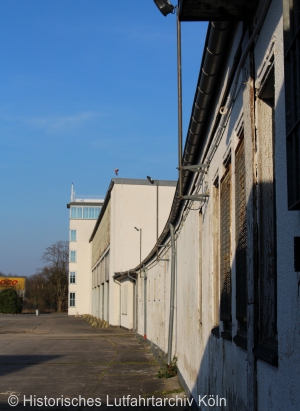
[113,277,121,327]
[128,271,137,332]
[143,265,147,339]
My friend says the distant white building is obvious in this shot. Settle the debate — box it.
[89,178,176,329]
[67,184,104,315]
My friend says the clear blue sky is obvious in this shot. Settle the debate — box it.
[0,1,207,277]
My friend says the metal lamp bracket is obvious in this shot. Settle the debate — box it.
[179,163,209,173]
[182,194,209,201]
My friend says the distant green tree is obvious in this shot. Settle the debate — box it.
[0,288,22,313]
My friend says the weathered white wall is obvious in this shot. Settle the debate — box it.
[135,1,300,409]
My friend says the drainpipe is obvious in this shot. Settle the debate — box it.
[128,271,136,332]
[113,277,121,327]
[176,6,183,198]
[168,223,176,365]
[143,265,147,339]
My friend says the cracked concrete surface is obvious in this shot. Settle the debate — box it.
[0,314,186,410]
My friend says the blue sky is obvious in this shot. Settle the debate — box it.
[0,1,207,277]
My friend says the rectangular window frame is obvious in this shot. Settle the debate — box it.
[69,272,76,284]
[211,179,220,338]
[233,134,248,349]
[70,230,77,242]
[69,292,75,307]
[69,250,77,263]
[70,206,101,219]
[253,67,278,366]
[220,160,232,340]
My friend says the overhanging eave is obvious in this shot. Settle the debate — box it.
[178,0,259,21]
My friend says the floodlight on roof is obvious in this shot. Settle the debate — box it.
[153,0,175,16]
[147,176,155,185]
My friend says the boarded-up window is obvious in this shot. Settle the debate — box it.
[235,137,247,329]
[257,69,277,344]
[220,163,232,329]
[212,183,219,328]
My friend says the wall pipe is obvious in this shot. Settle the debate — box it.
[113,277,121,327]
[176,6,183,198]
[128,271,137,332]
[167,223,176,365]
[143,265,147,339]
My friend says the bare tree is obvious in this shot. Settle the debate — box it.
[42,241,69,312]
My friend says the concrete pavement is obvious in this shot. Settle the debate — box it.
[0,314,186,410]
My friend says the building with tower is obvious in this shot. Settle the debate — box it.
[67,184,104,315]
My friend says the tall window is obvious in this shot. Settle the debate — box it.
[69,272,76,284]
[69,292,75,307]
[212,181,220,334]
[254,68,278,365]
[220,161,232,338]
[283,0,300,209]
[70,251,76,263]
[235,136,247,338]
[70,230,77,242]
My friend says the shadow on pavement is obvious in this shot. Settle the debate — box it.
[0,355,62,377]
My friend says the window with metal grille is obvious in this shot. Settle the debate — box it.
[235,137,247,335]
[220,163,232,334]
[211,183,220,337]
[253,68,278,366]
[283,0,300,209]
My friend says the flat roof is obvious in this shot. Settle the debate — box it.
[89,178,177,242]
[112,178,177,187]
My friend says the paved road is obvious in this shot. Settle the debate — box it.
[0,314,185,410]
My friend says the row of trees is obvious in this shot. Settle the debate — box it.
[24,241,69,312]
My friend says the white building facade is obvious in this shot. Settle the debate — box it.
[90,178,176,330]
[67,185,103,315]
